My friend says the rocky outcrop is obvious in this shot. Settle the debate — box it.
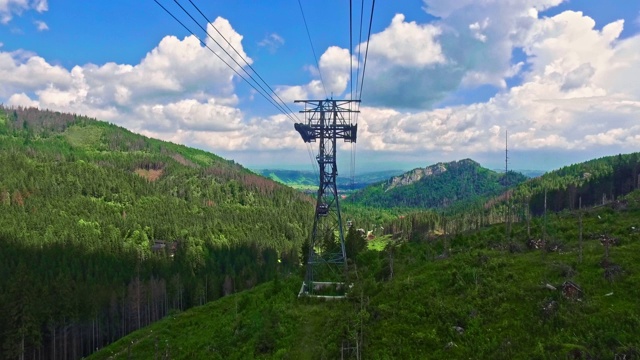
[386,163,447,191]
[385,160,479,191]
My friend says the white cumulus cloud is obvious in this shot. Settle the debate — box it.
[275,46,355,101]
[0,17,260,145]
[0,0,48,24]
[33,19,47,31]
[354,8,640,168]
[258,33,284,53]
[2,3,640,171]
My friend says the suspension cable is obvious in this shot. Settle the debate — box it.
[168,0,299,123]
[155,0,327,179]
[153,0,299,124]
[349,0,353,102]
[358,0,375,103]
[184,0,301,120]
[297,0,328,99]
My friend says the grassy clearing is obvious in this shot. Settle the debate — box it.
[134,168,164,182]
[367,234,394,251]
[191,153,214,166]
[288,184,317,191]
[362,193,640,359]
[64,125,104,149]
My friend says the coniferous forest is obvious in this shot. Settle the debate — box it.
[0,106,313,359]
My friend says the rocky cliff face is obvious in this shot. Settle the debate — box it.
[386,162,448,191]
[385,159,481,192]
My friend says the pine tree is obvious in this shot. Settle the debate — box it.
[2,263,41,360]
[345,226,366,262]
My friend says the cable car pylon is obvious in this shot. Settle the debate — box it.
[295,99,359,298]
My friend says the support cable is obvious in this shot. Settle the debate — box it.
[156,0,322,180]
[297,0,328,98]
[354,0,366,104]
[169,0,298,123]
[185,0,301,121]
[350,0,353,102]
[351,0,376,189]
[357,0,375,103]
[351,0,375,186]
[155,0,319,178]
[349,0,356,189]
[153,0,298,124]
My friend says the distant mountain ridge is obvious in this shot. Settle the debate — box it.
[379,151,640,242]
[496,169,546,178]
[347,158,527,209]
[386,159,472,191]
[255,168,405,191]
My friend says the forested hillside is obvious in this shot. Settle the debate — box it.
[523,153,640,214]
[377,152,640,245]
[347,159,527,209]
[0,106,313,359]
[90,189,640,359]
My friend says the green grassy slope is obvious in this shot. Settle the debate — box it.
[88,277,354,360]
[366,213,640,358]
[91,191,640,359]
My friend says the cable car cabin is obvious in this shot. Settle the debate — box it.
[317,203,329,216]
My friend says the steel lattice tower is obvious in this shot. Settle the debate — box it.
[294,99,359,296]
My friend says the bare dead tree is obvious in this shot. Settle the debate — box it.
[505,130,510,244]
[526,195,531,239]
[543,188,548,244]
[388,247,394,281]
[542,188,548,260]
[579,196,583,263]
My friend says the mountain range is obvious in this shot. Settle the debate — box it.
[346,158,528,209]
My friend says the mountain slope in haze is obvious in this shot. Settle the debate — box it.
[500,168,546,178]
[347,159,527,209]
[256,168,404,191]
[0,106,313,360]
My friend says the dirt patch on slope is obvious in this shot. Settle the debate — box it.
[172,153,197,167]
[135,168,164,182]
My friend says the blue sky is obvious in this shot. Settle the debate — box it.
[1,0,640,173]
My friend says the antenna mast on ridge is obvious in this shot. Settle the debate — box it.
[294,99,359,297]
